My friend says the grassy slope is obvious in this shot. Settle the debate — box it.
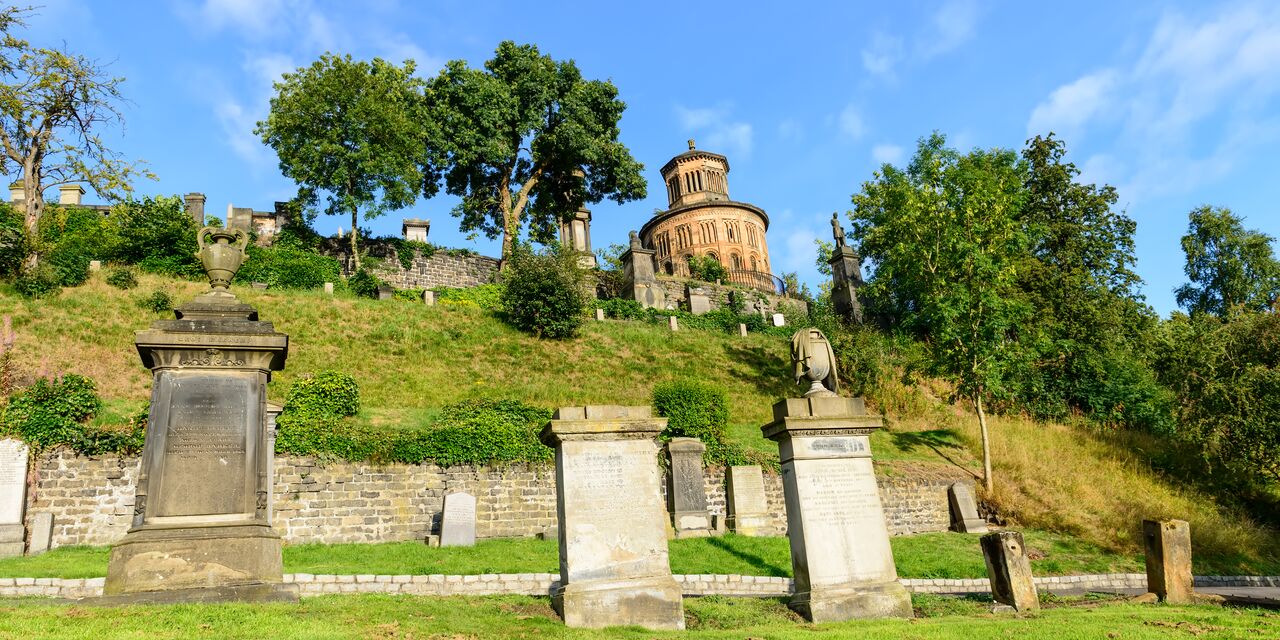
[1,272,1276,572]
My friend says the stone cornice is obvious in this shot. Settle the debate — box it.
[659,150,730,177]
[639,200,770,242]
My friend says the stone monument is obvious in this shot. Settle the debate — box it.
[665,438,711,537]
[101,226,294,604]
[1143,519,1194,604]
[621,231,666,309]
[980,531,1039,612]
[440,492,477,547]
[725,465,770,536]
[948,482,987,533]
[761,328,912,622]
[27,512,53,556]
[827,213,864,323]
[540,405,684,630]
[0,439,28,558]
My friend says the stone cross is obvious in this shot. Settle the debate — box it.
[0,439,28,558]
[981,531,1039,612]
[440,492,477,547]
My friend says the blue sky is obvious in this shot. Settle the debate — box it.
[14,0,1280,315]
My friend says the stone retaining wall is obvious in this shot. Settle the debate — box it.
[367,251,500,291]
[28,452,962,548]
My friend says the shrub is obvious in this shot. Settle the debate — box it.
[600,297,644,320]
[2,374,102,450]
[687,255,729,283]
[13,263,61,298]
[499,244,589,339]
[435,284,504,310]
[236,246,342,290]
[347,270,381,299]
[393,287,424,302]
[111,195,202,278]
[389,399,552,466]
[275,414,390,461]
[138,289,174,313]
[652,380,733,461]
[283,371,360,420]
[105,267,139,289]
[45,249,90,286]
[0,203,25,279]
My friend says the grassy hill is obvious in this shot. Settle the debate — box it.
[1,272,1276,573]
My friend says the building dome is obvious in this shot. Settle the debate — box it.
[639,140,776,291]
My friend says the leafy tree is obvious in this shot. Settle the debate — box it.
[110,195,201,278]
[424,41,646,263]
[256,54,429,270]
[1174,205,1280,316]
[850,133,1029,492]
[0,8,153,267]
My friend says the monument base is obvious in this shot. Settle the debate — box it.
[87,582,298,606]
[790,581,913,623]
[953,518,989,534]
[553,576,685,630]
[728,514,772,536]
[0,523,24,558]
[672,511,712,538]
[104,523,286,598]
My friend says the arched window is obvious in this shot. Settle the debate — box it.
[731,254,742,269]
[706,252,719,265]
[750,256,758,271]
[664,261,673,275]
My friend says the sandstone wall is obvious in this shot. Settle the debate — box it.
[28,452,963,548]
[367,252,500,291]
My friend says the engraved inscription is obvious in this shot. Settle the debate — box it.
[155,375,254,518]
[673,456,705,512]
[729,466,767,515]
[178,348,247,367]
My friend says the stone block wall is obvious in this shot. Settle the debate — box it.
[653,278,808,318]
[28,452,961,548]
[368,252,500,291]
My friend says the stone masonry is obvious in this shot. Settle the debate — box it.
[368,251,500,291]
[29,451,964,549]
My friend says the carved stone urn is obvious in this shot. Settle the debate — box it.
[196,226,249,290]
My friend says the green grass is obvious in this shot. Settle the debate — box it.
[0,593,1274,639]
[0,531,1153,580]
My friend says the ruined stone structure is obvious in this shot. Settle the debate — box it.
[640,140,780,294]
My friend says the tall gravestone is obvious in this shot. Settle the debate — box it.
[665,437,711,537]
[621,231,666,309]
[948,482,987,533]
[827,213,864,323]
[540,405,684,630]
[762,328,912,622]
[726,465,770,536]
[0,439,28,558]
[102,227,294,604]
[440,492,477,547]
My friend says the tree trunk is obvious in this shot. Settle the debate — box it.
[975,393,993,493]
[21,178,42,271]
[349,208,360,272]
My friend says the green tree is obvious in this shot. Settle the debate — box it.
[1174,205,1280,316]
[256,54,429,270]
[851,133,1029,492]
[424,41,646,263]
[0,8,153,268]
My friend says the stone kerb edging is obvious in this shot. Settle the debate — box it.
[1,574,1276,600]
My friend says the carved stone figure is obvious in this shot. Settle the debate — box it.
[791,328,839,397]
[831,212,846,248]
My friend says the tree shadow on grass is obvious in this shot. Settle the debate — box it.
[705,536,791,577]
[890,428,978,478]
[723,344,794,399]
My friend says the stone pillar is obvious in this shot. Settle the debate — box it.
[184,193,207,227]
[423,290,436,305]
[265,402,282,526]
[402,218,430,242]
[1143,519,1193,603]
[666,438,711,537]
[539,406,684,630]
[621,230,665,309]
[103,228,294,604]
[948,482,987,533]
[828,214,864,323]
[59,184,85,206]
[0,439,28,558]
[981,531,1039,612]
[726,465,770,536]
[560,207,596,269]
[762,396,912,622]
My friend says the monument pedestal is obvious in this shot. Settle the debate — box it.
[0,439,29,558]
[105,524,288,596]
[540,406,685,631]
[0,524,23,558]
[762,396,912,623]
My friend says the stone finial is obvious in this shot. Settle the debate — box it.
[790,327,839,397]
[629,230,641,250]
[687,138,696,150]
[195,226,249,291]
[831,212,846,248]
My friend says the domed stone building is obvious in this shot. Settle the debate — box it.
[639,140,779,293]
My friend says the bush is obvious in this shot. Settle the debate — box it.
[390,399,552,466]
[393,288,424,302]
[111,195,202,278]
[236,246,342,290]
[687,255,729,283]
[105,267,139,289]
[436,284,503,310]
[499,244,589,339]
[0,203,25,279]
[13,263,61,298]
[652,380,736,462]
[600,297,645,320]
[347,270,381,299]
[2,374,102,450]
[282,371,360,420]
[275,414,390,461]
[45,249,89,287]
[138,289,174,313]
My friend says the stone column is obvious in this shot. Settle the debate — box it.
[102,227,294,604]
[539,406,684,630]
[1143,519,1193,603]
[981,531,1039,612]
[827,213,864,323]
[265,402,282,526]
[762,396,912,622]
[559,207,596,269]
[621,231,666,309]
[184,193,207,227]
[666,438,711,537]
[0,439,28,558]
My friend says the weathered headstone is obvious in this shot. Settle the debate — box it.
[726,465,770,536]
[948,482,987,533]
[771,313,785,327]
[668,315,679,331]
[738,323,748,337]
[540,405,684,630]
[377,285,394,300]
[687,287,712,315]
[1143,519,1194,603]
[89,260,102,272]
[594,308,604,321]
[621,230,666,309]
[101,227,294,604]
[265,402,282,525]
[0,439,28,558]
[981,531,1038,612]
[440,492,477,547]
[26,512,53,556]
[323,282,334,295]
[666,438,711,537]
[423,290,436,306]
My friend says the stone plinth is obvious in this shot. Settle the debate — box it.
[828,245,864,323]
[440,492,476,547]
[1143,519,1193,603]
[981,531,1038,612]
[102,285,294,604]
[948,482,987,533]
[621,232,666,309]
[0,439,28,558]
[666,438,711,537]
[762,396,912,622]
[726,465,770,536]
[539,406,684,630]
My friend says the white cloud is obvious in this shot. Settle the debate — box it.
[917,0,979,59]
[1026,71,1118,139]
[674,105,753,158]
[196,0,291,35]
[244,53,297,88]
[838,104,865,140]
[777,118,803,142]
[861,32,903,76]
[214,99,270,166]
[380,34,446,76]
[871,144,904,166]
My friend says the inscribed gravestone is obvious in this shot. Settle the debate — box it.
[27,512,53,556]
[0,439,27,558]
[666,438,711,537]
[948,482,987,533]
[540,406,684,630]
[726,465,769,536]
[440,492,476,547]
